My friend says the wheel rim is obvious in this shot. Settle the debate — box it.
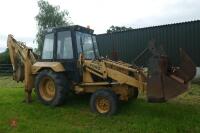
[96,96,110,113]
[39,77,56,101]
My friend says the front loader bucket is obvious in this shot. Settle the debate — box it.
[147,45,196,102]
[173,48,196,82]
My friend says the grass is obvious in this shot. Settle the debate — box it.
[0,76,200,133]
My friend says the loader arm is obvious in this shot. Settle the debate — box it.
[81,41,196,102]
[7,34,37,102]
[78,57,148,101]
[83,59,147,90]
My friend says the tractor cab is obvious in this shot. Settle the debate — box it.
[42,25,100,61]
[41,25,100,82]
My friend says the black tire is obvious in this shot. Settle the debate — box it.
[35,70,70,106]
[128,87,139,100]
[90,89,118,115]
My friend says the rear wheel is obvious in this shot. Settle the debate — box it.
[35,70,69,106]
[90,89,118,115]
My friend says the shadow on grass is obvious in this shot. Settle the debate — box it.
[65,93,91,105]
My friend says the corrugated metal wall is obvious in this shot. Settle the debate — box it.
[96,20,200,66]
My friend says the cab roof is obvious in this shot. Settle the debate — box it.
[45,25,94,34]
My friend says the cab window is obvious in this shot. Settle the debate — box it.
[42,33,54,59]
[76,32,97,59]
[57,31,73,59]
[92,36,100,57]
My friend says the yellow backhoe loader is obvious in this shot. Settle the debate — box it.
[7,25,196,115]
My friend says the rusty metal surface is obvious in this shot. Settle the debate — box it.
[172,49,196,82]
[147,41,196,102]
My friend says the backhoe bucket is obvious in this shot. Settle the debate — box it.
[147,46,196,102]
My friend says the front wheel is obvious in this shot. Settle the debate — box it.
[35,70,69,106]
[90,89,118,115]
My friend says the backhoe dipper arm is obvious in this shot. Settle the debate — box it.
[7,34,37,103]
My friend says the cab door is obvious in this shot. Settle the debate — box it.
[55,30,81,82]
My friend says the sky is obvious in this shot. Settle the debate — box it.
[0,0,200,52]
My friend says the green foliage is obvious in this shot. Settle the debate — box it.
[0,48,11,64]
[107,25,133,33]
[0,76,200,133]
[35,0,71,54]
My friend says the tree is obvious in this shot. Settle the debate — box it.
[35,0,72,54]
[107,25,133,33]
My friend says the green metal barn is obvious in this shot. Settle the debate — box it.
[96,20,200,66]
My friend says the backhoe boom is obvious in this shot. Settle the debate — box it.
[7,34,37,102]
